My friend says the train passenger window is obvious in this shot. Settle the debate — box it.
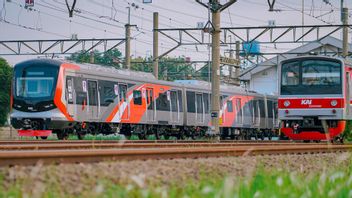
[281,61,299,85]
[178,90,183,112]
[236,98,242,123]
[186,91,196,113]
[119,84,127,102]
[259,100,265,117]
[196,93,203,114]
[227,100,233,112]
[203,93,210,113]
[170,91,178,112]
[99,81,117,106]
[133,90,142,105]
[73,77,87,105]
[267,100,273,118]
[88,81,98,106]
[156,92,170,111]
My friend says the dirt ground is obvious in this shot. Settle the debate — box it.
[0,127,18,140]
[1,152,351,196]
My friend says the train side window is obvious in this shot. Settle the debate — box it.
[227,100,233,112]
[196,93,204,114]
[119,84,127,102]
[99,81,116,106]
[178,90,183,112]
[267,100,273,118]
[73,77,87,105]
[170,91,178,112]
[203,93,210,113]
[156,92,170,111]
[133,90,142,105]
[186,91,196,113]
[259,99,265,117]
[236,98,242,122]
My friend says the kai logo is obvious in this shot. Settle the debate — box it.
[301,99,312,105]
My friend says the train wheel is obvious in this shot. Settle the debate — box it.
[303,140,310,143]
[57,131,69,140]
[40,136,48,140]
[77,132,85,140]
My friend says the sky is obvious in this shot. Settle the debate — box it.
[0,0,351,66]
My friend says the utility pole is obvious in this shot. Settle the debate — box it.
[125,7,131,69]
[196,0,237,140]
[235,41,240,86]
[342,7,349,58]
[153,12,159,79]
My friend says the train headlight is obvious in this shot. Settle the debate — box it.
[284,100,290,107]
[331,100,338,107]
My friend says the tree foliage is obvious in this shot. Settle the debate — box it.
[67,49,123,69]
[131,56,196,81]
[0,58,12,126]
[67,49,196,81]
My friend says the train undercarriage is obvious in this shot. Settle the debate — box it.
[280,118,346,143]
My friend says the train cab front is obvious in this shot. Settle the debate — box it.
[10,59,63,137]
[278,57,346,141]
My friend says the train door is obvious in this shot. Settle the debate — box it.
[195,93,204,123]
[235,98,243,125]
[146,88,155,122]
[87,80,99,119]
[170,90,179,123]
[119,84,129,120]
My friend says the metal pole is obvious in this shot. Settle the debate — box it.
[211,2,221,139]
[125,24,131,69]
[90,51,94,64]
[235,41,240,86]
[342,7,349,58]
[153,12,159,79]
[125,7,131,69]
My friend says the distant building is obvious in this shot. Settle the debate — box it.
[240,36,352,95]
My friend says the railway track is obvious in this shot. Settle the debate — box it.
[0,140,286,144]
[0,142,326,150]
[0,142,351,166]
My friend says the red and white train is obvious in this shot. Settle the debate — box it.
[278,56,351,142]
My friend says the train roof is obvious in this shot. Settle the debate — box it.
[17,59,276,98]
[76,62,261,95]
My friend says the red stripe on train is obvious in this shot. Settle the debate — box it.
[278,98,344,109]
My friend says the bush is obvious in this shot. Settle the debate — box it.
[0,58,12,126]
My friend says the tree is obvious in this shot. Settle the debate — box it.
[131,56,196,81]
[0,58,12,126]
[68,50,196,81]
[67,49,123,69]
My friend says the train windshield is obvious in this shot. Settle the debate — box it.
[15,66,59,99]
[281,59,342,95]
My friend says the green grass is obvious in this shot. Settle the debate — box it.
[1,160,352,197]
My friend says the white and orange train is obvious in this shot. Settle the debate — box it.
[278,56,352,142]
[10,59,278,140]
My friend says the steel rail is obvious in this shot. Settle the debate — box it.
[0,140,289,145]
[0,144,351,166]
[0,142,325,150]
